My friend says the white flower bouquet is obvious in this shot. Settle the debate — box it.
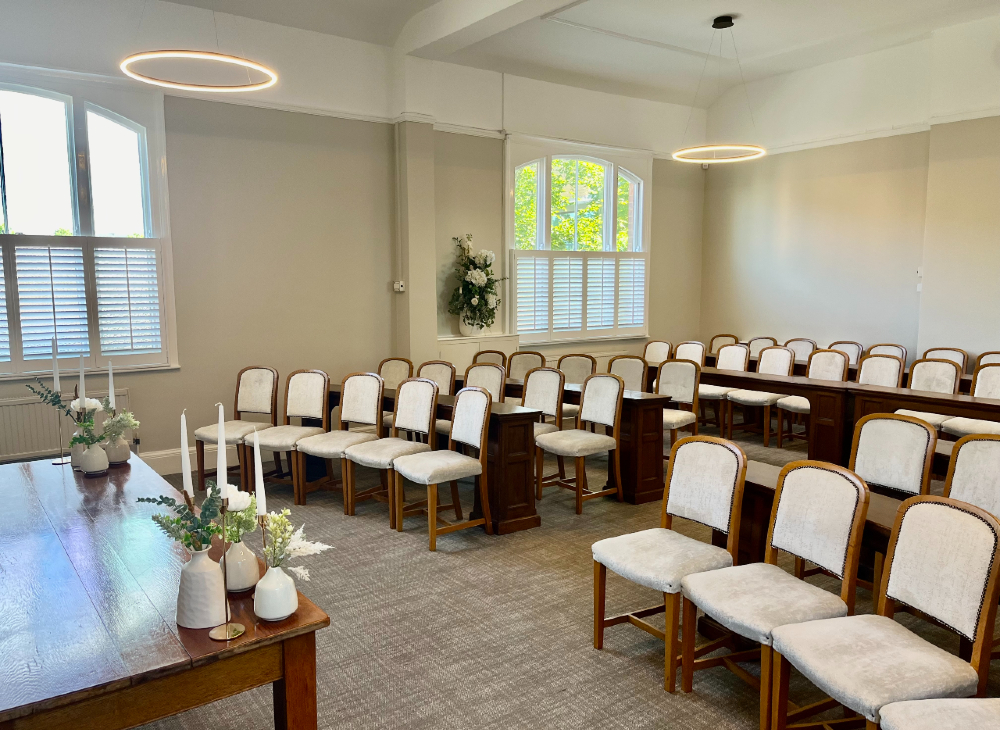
[263,509,331,582]
[447,234,505,330]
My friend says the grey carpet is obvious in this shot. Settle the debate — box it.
[149,424,998,729]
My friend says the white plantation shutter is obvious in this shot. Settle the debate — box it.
[95,247,162,354]
[0,250,9,362]
[552,257,582,331]
[617,258,646,328]
[14,246,89,359]
[516,255,549,334]
[586,257,615,330]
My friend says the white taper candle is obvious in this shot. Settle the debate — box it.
[216,403,227,498]
[180,410,193,497]
[254,429,266,516]
[107,361,115,410]
[78,355,86,402]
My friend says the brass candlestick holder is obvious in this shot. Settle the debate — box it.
[209,493,246,641]
[52,414,71,466]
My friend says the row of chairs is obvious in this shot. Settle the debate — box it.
[593,419,1000,730]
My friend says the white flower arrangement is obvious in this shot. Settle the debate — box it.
[224,483,252,512]
[263,508,331,581]
[447,233,506,330]
[70,397,104,414]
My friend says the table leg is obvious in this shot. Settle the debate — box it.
[273,632,318,730]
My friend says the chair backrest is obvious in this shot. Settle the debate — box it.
[806,349,849,381]
[464,363,506,403]
[644,340,673,364]
[785,338,818,361]
[829,341,863,365]
[972,363,1000,400]
[522,367,564,420]
[392,378,438,442]
[378,357,412,391]
[908,358,961,395]
[674,341,706,366]
[608,355,647,392]
[945,435,1000,520]
[418,360,456,396]
[976,351,1000,369]
[766,462,869,611]
[507,351,544,381]
[662,436,747,558]
[449,386,492,453]
[709,334,739,353]
[656,360,700,407]
[747,337,777,357]
[283,370,330,428]
[716,343,750,372]
[857,354,904,388]
[924,347,968,374]
[235,366,278,425]
[473,350,506,366]
[757,346,794,377]
[880,496,1000,686]
[868,343,907,362]
[339,373,384,434]
[850,414,936,497]
[579,373,624,430]
[558,354,597,385]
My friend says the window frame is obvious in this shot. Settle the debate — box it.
[0,66,177,379]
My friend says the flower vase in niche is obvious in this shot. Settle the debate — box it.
[256,508,331,621]
[447,234,506,338]
[221,485,260,592]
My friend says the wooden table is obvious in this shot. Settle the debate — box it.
[0,456,329,730]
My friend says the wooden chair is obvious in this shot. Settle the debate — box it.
[976,351,1000,369]
[856,353,905,388]
[681,461,869,730]
[378,357,413,431]
[783,338,817,362]
[393,387,495,551]
[522,367,565,486]
[608,354,648,392]
[675,341,707,366]
[507,351,544,381]
[418,360,456,437]
[557,353,596,427]
[849,413,936,502]
[658,360,700,451]
[473,349,506,365]
[343,378,439,529]
[439,362,505,438]
[924,347,969,374]
[249,369,329,506]
[880,698,1000,730]
[895,358,963,430]
[644,340,673,364]
[776,349,849,447]
[770,495,1000,729]
[195,365,278,492]
[943,365,1000,437]
[535,373,624,513]
[296,372,383,509]
[748,337,778,358]
[726,346,794,446]
[699,343,750,430]
[867,343,907,363]
[829,341,863,366]
[710,334,739,354]
[593,436,747,692]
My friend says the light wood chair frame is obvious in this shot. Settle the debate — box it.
[595,435,747,692]
[777,349,849,447]
[682,460,869,730]
[783,338,818,360]
[971,363,1000,397]
[417,360,457,395]
[975,351,1000,370]
[557,353,597,382]
[198,365,278,493]
[608,354,649,392]
[907,357,962,395]
[701,343,750,430]
[923,347,969,375]
[855,354,905,388]
[267,369,330,505]
[473,349,507,365]
[506,350,545,381]
[536,373,625,513]
[866,343,908,364]
[748,337,779,357]
[463,362,506,403]
[659,359,701,455]
[710,334,740,354]
[727,346,794,447]
[829,341,864,365]
[394,386,495,551]
[771,495,1000,730]
[644,340,673,363]
[377,357,414,387]
[675,341,707,367]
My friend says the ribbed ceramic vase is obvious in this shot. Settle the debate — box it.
[177,548,228,629]
[104,436,131,465]
[458,319,489,337]
[223,540,260,592]
[80,444,109,477]
[253,566,298,622]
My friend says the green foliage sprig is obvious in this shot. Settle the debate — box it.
[26,377,73,419]
[69,417,105,447]
[226,494,259,544]
[102,398,140,443]
[138,484,224,551]
[447,234,506,329]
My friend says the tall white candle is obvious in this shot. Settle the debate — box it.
[216,403,227,497]
[51,337,60,394]
[254,429,266,516]
[78,355,86,403]
[180,410,193,497]
[107,361,115,411]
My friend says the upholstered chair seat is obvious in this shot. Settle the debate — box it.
[393,449,481,486]
[593,528,733,593]
[776,395,810,413]
[894,409,951,428]
[682,562,847,645]
[560,403,580,421]
[343,437,430,470]
[727,389,784,406]
[253,425,324,452]
[296,430,378,459]
[533,422,559,437]
[942,417,1000,437]
[772,615,978,724]
[535,429,616,458]
[938,365,1000,437]
[698,384,736,400]
[657,359,700,449]
[663,410,697,430]
[195,420,270,445]
[880,698,1000,730]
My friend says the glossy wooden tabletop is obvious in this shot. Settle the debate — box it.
[0,456,329,724]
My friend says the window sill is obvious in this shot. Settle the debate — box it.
[0,362,180,383]
[520,334,649,347]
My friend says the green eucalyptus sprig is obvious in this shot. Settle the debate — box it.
[225,494,259,544]
[137,484,224,551]
[102,399,140,443]
[69,417,105,447]
[26,378,73,419]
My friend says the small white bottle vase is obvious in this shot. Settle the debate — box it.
[176,548,228,629]
[254,565,298,621]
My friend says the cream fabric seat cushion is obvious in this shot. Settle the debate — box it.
[195,420,271,445]
[382,411,394,428]
[296,430,378,459]
[250,425,323,451]
[880,698,1000,730]
[394,449,482,485]
[698,384,736,400]
[592,528,733,594]
[941,417,1000,437]
[681,563,847,646]
[727,389,784,406]
[344,438,431,469]
[534,422,559,437]
[435,418,452,435]
[663,409,697,429]
[771,615,979,723]
[895,409,950,428]
[561,403,580,420]
[777,395,810,413]
[536,429,616,458]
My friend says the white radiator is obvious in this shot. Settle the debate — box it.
[0,388,130,463]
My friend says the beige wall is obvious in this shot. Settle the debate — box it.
[917,116,1000,364]
[701,132,930,358]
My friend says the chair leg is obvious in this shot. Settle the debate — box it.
[535,446,545,500]
[428,483,437,551]
[575,457,586,514]
[450,480,462,520]
[777,410,785,448]
[395,471,405,532]
[340,458,351,517]
[594,561,607,650]
[557,455,566,479]
[670,428,677,447]
[479,474,493,535]
[726,400,734,440]
[681,596,696,693]
[196,439,206,491]
[771,650,791,730]
[665,591,680,692]
[760,644,773,730]
[290,451,301,505]
[763,405,772,448]
[274,451,283,477]
[236,444,246,490]
[612,449,623,502]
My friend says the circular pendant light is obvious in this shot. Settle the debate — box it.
[673,15,765,165]
[120,50,278,93]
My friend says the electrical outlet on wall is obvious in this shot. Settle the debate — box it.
[393,281,406,292]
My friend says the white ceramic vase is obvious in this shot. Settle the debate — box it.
[459,319,489,337]
[104,435,131,465]
[177,548,228,629]
[80,444,109,476]
[223,540,260,592]
[70,430,86,470]
[254,566,298,622]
